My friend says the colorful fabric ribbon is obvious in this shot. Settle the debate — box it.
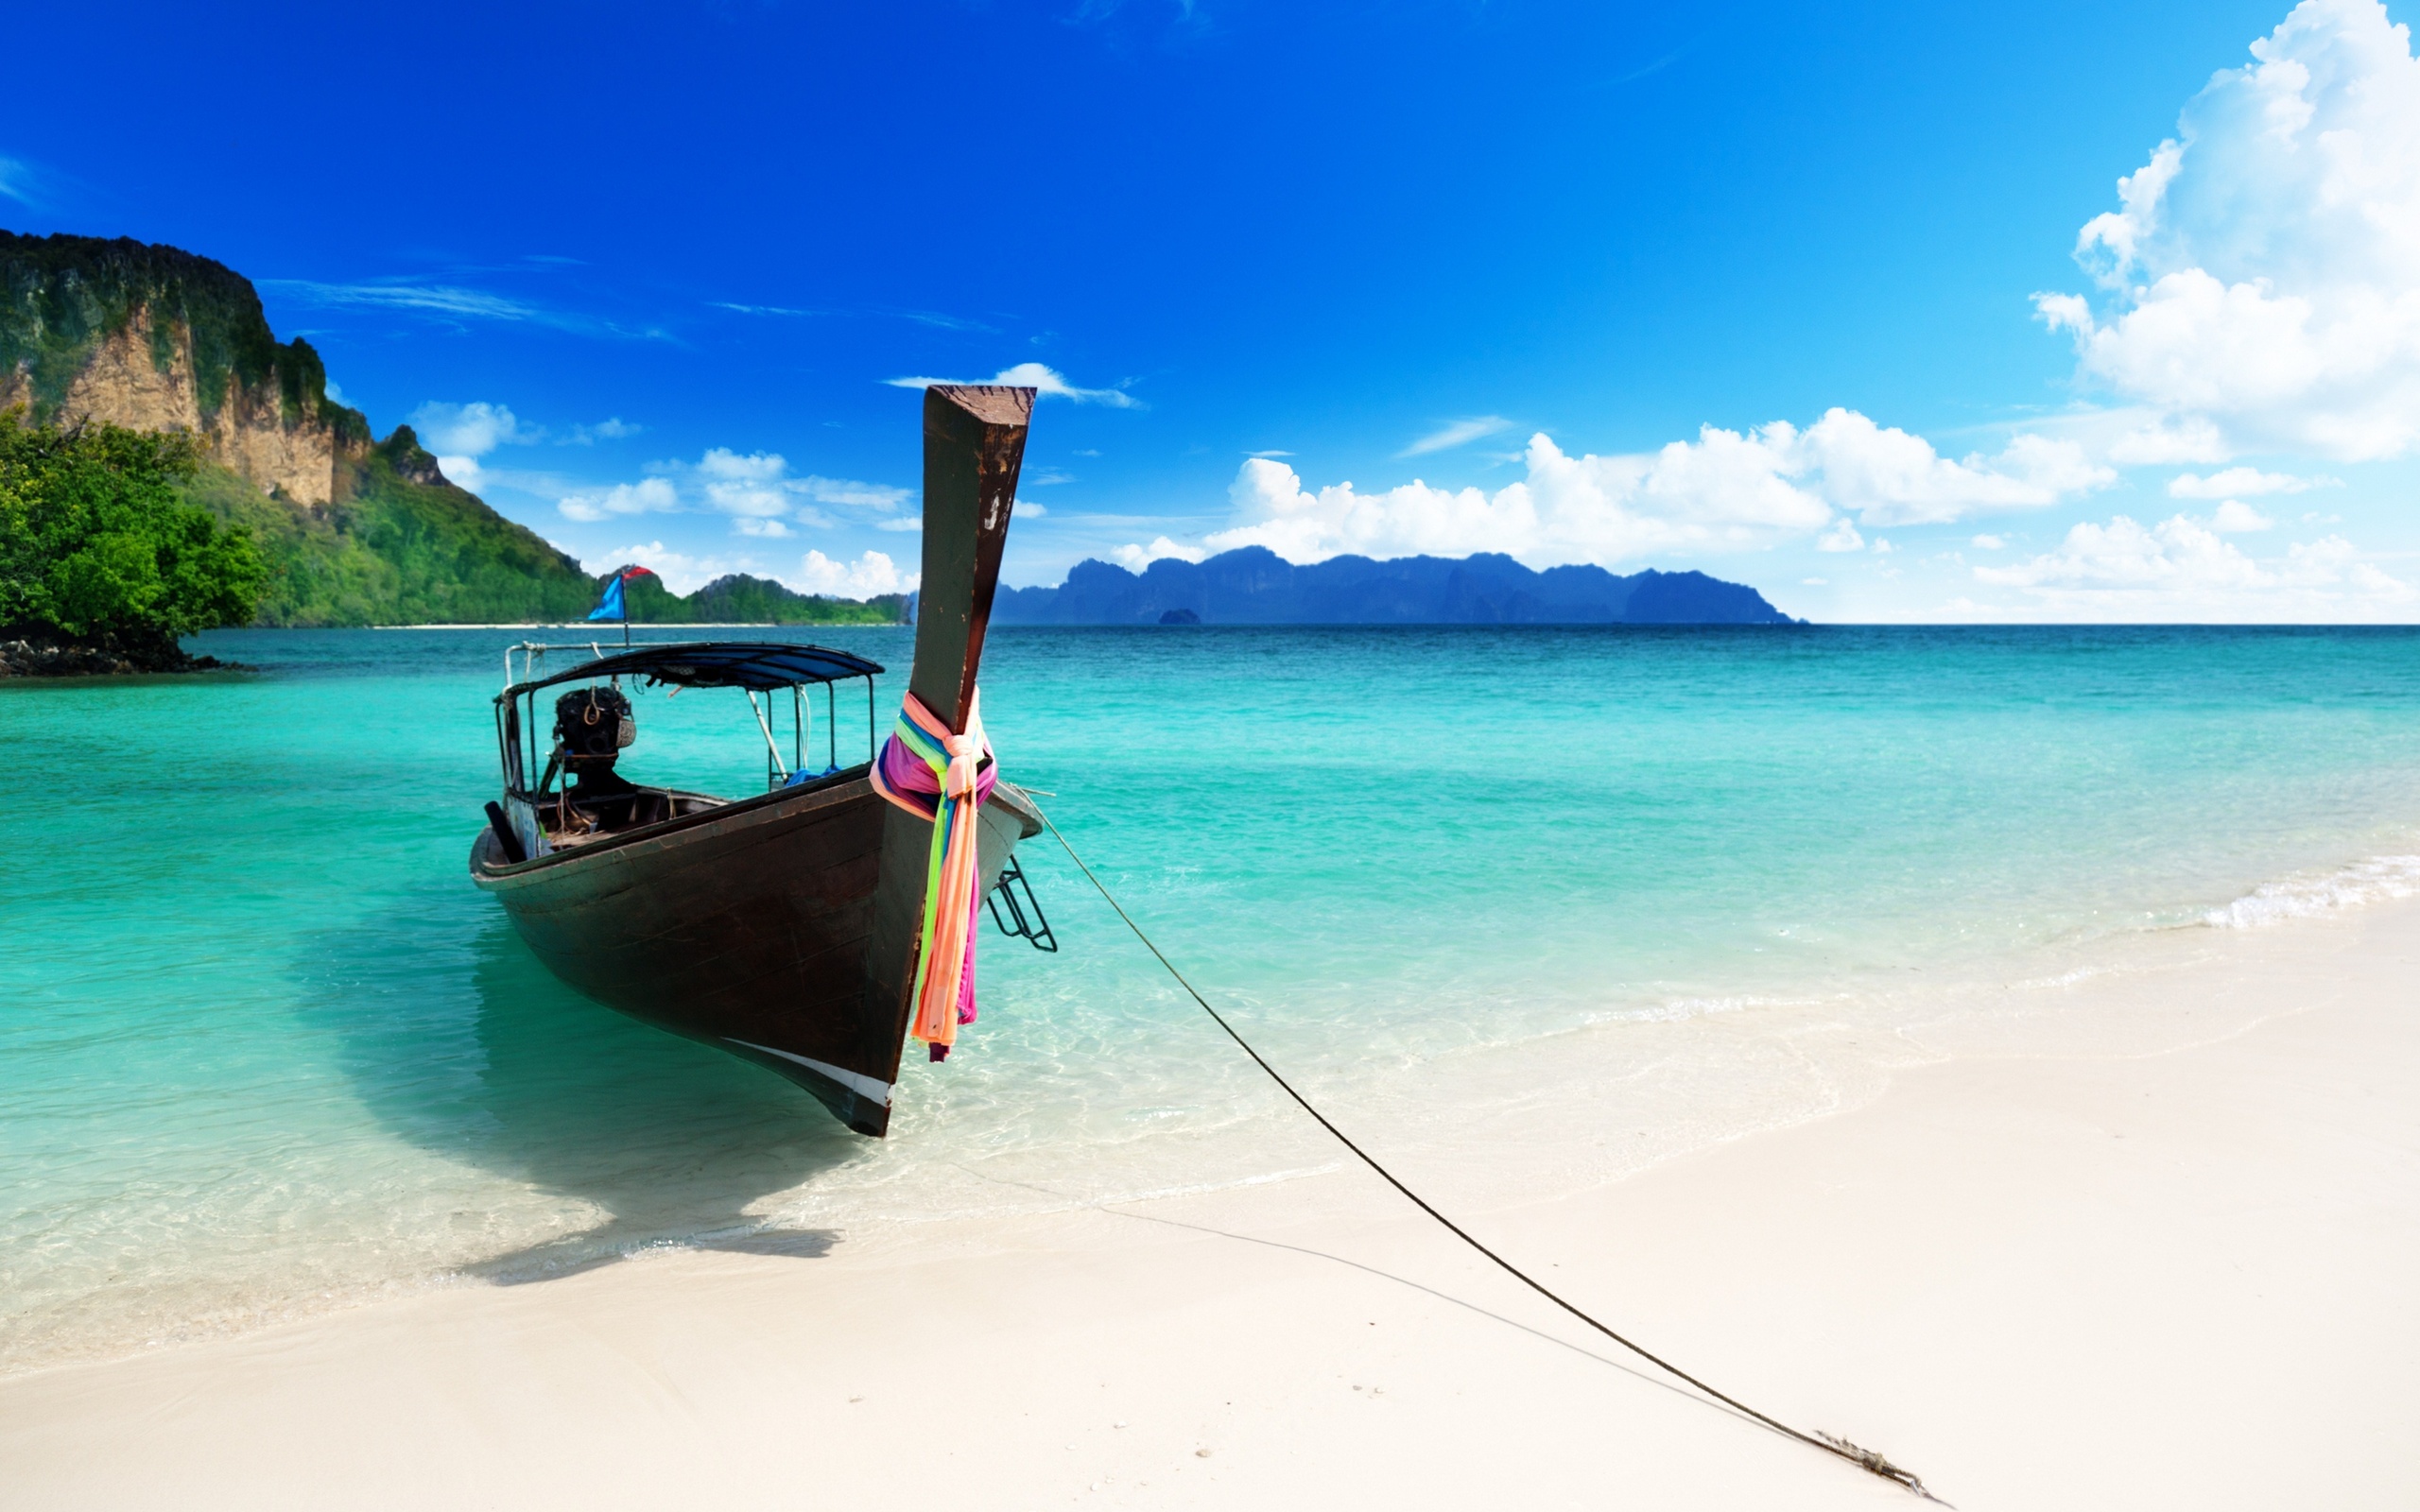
[868,687,997,1061]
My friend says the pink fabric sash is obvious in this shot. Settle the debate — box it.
[868,688,997,1059]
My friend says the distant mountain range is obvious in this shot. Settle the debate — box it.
[992,546,1799,626]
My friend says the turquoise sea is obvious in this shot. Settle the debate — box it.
[6,625,2420,1371]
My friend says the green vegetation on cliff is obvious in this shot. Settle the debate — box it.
[614,567,906,626]
[2,229,908,632]
[0,413,268,656]
[0,231,363,439]
[181,426,600,626]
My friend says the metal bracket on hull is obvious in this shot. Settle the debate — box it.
[985,856,1058,952]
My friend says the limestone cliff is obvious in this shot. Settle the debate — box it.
[0,232,369,506]
[1,231,603,626]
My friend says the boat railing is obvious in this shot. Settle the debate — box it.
[493,641,882,801]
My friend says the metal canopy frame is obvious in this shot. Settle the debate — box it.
[492,639,888,799]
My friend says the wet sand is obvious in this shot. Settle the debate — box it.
[4,899,2413,1510]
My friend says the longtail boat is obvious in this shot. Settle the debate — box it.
[468,385,1051,1135]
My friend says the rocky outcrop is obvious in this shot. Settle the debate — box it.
[0,629,239,677]
[0,232,369,507]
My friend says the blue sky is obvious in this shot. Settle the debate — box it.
[7,0,2418,620]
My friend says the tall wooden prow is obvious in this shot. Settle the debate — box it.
[856,384,1034,1133]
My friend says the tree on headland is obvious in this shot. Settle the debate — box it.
[0,409,269,670]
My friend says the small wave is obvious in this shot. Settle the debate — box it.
[2204,853,2420,929]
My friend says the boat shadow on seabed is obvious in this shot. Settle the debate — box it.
[304,899,856,1285]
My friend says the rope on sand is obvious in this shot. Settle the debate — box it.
[1032,803,1946,1504]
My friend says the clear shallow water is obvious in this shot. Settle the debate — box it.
[5,625,2419,1369]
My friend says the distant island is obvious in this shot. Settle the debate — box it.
[0,231,901,674]
[994,546,1799,626]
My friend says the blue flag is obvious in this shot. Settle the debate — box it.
[587,567,648,622]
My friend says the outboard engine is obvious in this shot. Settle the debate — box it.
[554,685,636,788]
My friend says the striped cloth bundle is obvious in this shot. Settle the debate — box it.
[869,688,997,1060]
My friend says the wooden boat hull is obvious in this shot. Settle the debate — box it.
[471,383,1039,1136]
[470,775,1040,1135]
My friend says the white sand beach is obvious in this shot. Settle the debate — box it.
[4,897,2413,1511]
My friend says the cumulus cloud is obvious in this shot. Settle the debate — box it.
[1974,510,2410,615]
[2210,499,2277,531]
[1177,410,2104,567]
[559,477,678,522]
[1398,417,1514,457]
[554,448,909,530]
[696,448,791,517]
[1972,534,2008,549]
[1802,412,2112,524]
[2166,466,2337,497]
[598,541,755,596]
[884,361,1141,407]
[415,402,643,488]
[411,401,527,458]
[1110,537,1208,571]
[798,549,915,596]
[2035,0,2420,459]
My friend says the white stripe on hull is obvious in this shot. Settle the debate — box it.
[727,1040,893,1107]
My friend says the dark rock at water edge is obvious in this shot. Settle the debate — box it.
[0,627,245,678]
[994,546,1801,626]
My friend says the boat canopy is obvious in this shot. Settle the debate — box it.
[501,641,886,700]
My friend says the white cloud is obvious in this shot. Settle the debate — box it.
[413,401,641,459]
[264,281,542,322]
[562,450,910,531]
[1972,533,2007,549]
[1818,519,1866,552]
[1398,416,1514,457]
[410,401,527,457]
[565,417,641,444]
[2166,466,2337,497]
[437,455,486,490]
[598,541,757,596]
[1111,537,1208,571]
[2036,0,2420,459]
[1974,510,2411,616]
[560,477,678,522]
[2210,499,2277,531]
[696,448,791,517]
[884,361,1141,407]
[1186,409,2104,567]
[799,475,911,508]
[0,155,38,207]
[797,549,916,597]
[1802,576,1829,586]
[1799,410,2113,524]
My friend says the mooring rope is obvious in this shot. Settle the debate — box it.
[1030,803,1945,1503]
